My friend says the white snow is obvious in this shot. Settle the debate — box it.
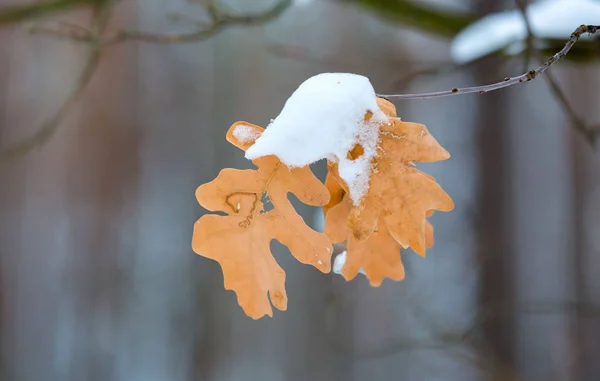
[332,251,366,276]
[450,0,600,64]
[232,124,261,144]
[245,73,388,204]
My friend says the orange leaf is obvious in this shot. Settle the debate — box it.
[326,193,405,286]
[325,174,435,286]
[324,170,345,215]
[192,122,333,319]
[330,99,453,255]
[324,98,452,285]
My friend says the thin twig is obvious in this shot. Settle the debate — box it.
[28,0,292,45]
[515,1,597,144]
[0,3,109,164]
[516,0,534,71]
[377,25,599,101]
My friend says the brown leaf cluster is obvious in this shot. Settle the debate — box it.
[192,98,453,318]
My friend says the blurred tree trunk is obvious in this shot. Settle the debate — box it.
[569,64,600,381]
[0,9,91,381]
[507,32,581,381]
[0,3,141,380]
[471,1,515,377]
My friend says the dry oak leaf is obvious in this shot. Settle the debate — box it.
[324,173,435,286]
[192,122,333,319]
[324,98,453,285]
[330,98,454,255]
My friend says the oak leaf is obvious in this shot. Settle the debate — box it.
[192,122,333,319]
[325,174,435,285]
[324,98,453,285]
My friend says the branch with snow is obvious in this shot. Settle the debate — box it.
[379,24,599,100]
[375,0,600,144]
[378,23,600,144]
[450,0,600,64]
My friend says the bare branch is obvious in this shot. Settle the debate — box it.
[1,1,292,164]
[377,25,599,101]
[0,3,110,164]
[542,69,598,144]
[0,0,98,26]
[28,0,292,45]
[514,0,597,144]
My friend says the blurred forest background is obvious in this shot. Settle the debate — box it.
[0,0,599,380]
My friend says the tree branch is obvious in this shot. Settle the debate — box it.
[377,25,599,101]
[1,1,292,163]
[0,0,99,26]
[515,0,597,145]
[0,3,109,164]
[343,0,599,63]
[28,0,292,45]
